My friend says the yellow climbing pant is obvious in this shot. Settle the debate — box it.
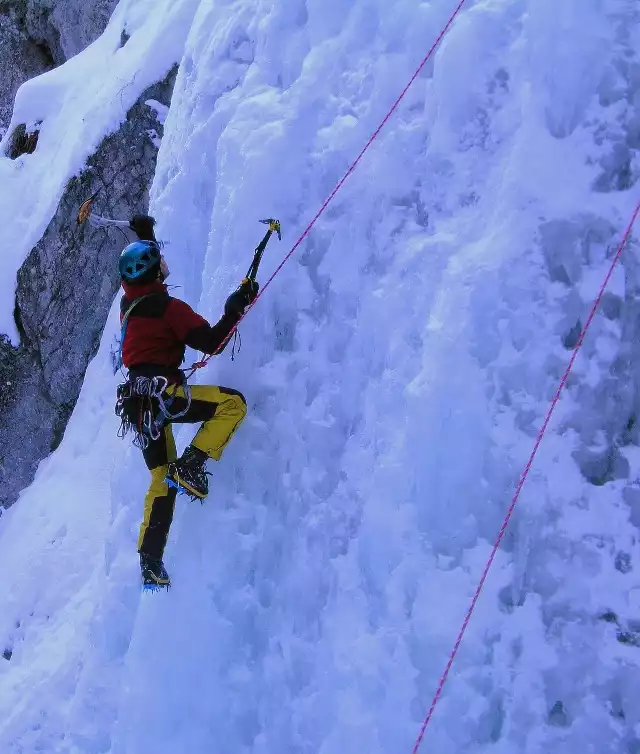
[136,384,247,558]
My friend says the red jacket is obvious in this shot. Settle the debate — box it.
[120,280,239,380]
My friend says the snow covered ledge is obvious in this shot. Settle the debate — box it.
[0,69,176,509]
[0,0,199,508]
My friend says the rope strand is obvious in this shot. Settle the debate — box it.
[410,199,640,753]
[190,0,470,371]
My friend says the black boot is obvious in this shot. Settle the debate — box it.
[166,445,210,500]
[140,552,171,591]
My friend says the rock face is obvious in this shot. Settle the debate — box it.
[21,0,121,64]
[0,0,176,506]
[0,0,119,133]
[0,71,175,508]
[0,4,53,134]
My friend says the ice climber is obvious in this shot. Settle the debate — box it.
[100,213,258,590]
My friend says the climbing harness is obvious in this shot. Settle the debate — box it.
[115,375,192,449]
[114,290,194,446]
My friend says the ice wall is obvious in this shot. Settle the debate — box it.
[1,1,639,752]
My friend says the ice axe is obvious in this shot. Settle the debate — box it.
[245,218,281,282]
[261,217,282,240]
[76,189,101,225]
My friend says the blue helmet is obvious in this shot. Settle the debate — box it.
[119,240,161,283]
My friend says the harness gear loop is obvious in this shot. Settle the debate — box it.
[115,376,192,449]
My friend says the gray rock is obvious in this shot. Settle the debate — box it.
[0,69,176,507]
[0,0,119,132]
[0,5,53,134]
[23,0,120,64]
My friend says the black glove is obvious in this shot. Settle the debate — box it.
[129,214,157,241]
[225,279,259,317]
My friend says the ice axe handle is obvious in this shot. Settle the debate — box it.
[246,219,281,279]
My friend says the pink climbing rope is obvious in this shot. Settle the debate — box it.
[410,200,640,754]
[191,0,470,367]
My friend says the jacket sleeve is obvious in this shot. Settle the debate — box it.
[167,298,240,355]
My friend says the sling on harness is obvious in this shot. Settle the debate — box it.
[115,294,157,372]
